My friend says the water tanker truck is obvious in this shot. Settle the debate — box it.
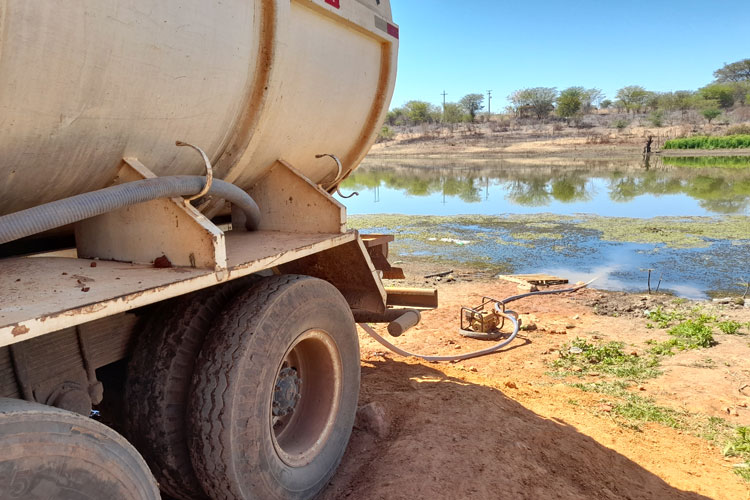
[0,1,414,498]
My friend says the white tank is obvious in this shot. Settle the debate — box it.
[0,0,398,215]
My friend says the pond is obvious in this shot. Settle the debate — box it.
[340,157,750,299]
[340,157,750,217]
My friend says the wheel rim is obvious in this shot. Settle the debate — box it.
[270,329,343,467]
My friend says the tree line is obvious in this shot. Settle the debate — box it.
[385,58,750,127]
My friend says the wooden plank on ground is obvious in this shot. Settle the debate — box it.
[498,274,568,286]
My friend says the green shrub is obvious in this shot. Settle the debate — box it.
[663,134,750,150]
[718,320,743,335]
[648,110,664,127]
[613,119,629,130]
[377,125,395,142]
[668,318,715,348]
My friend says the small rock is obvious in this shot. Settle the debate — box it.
[731,408,740,417]
[572,314,580,320]
[630,351,639,357]
[447,339,456,345]
[90,262,97,268]
[599,404,613,413]
[571,366,583,373]
[468,366,478,372]
[591,335,602,340]
[356,402,390,439]
[81,287,90,292]
[738,402,748,408]
[638,385,647,391]
[504,381,518,389]
[713,297,732,304]
[454,344,462,350]
[565,324,576,329]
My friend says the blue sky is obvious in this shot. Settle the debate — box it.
[389,0,750,111]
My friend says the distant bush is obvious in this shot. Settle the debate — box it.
[613,119,629,130]
[648,110,664,127]
[663,134,750,149]
[726,124,750,136]
[377,125,395,142]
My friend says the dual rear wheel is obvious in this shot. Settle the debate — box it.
[127,275,360,499]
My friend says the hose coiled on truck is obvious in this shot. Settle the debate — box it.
[0,176,261,245]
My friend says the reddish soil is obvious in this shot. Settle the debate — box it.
[321,266,750,500]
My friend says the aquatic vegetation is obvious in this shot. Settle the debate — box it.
[662,156,750,169]
[663,135,750,150]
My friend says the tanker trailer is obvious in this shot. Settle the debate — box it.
[0,1,415,498]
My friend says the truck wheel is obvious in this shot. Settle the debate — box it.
[125,280,252,500]
[0,398,159,500]
[189,275,360,500]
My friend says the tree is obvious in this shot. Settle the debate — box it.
[699,83,735,109]
[556,87,583,119]
[459,93,485,122]
[582,88,605,112]
[701,108,721,124]
[443,102,466,124]
[385,107,406,126]
[600,99,613,110]
[714,58,750,83]
[615,85,652,113]
[403,100,440,125]
[508,87,557,119]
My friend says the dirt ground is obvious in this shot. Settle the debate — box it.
[320,263,750,500]
[368,122,750,161]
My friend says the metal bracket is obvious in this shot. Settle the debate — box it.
[244,159,346,234]
[74,158,227,271]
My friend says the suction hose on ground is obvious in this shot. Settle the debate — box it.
[0,176,261,245]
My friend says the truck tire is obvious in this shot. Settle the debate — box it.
[0,398,159,500]
[188,275,360,500]
[125,280,253,500]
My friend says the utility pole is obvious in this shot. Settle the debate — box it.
[441,90,448,122]
[487,90,492,119]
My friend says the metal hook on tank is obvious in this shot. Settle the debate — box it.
[176,141,213,202]
[315,153,359,199]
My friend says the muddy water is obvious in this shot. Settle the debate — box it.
[341,157,750,299]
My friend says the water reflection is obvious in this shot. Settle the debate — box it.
[341,157,750,216]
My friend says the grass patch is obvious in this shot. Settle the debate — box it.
[553,338,660,381]
[718,320,745,335]
[647,306,685,328]
[611,394,685,430]
[723,427,750,481]
[645,307,723,355]
[668,318,715,348]
[663,134,750,150]
[570,380,631,398]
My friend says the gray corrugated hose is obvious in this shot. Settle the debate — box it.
[0,176,261,245]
